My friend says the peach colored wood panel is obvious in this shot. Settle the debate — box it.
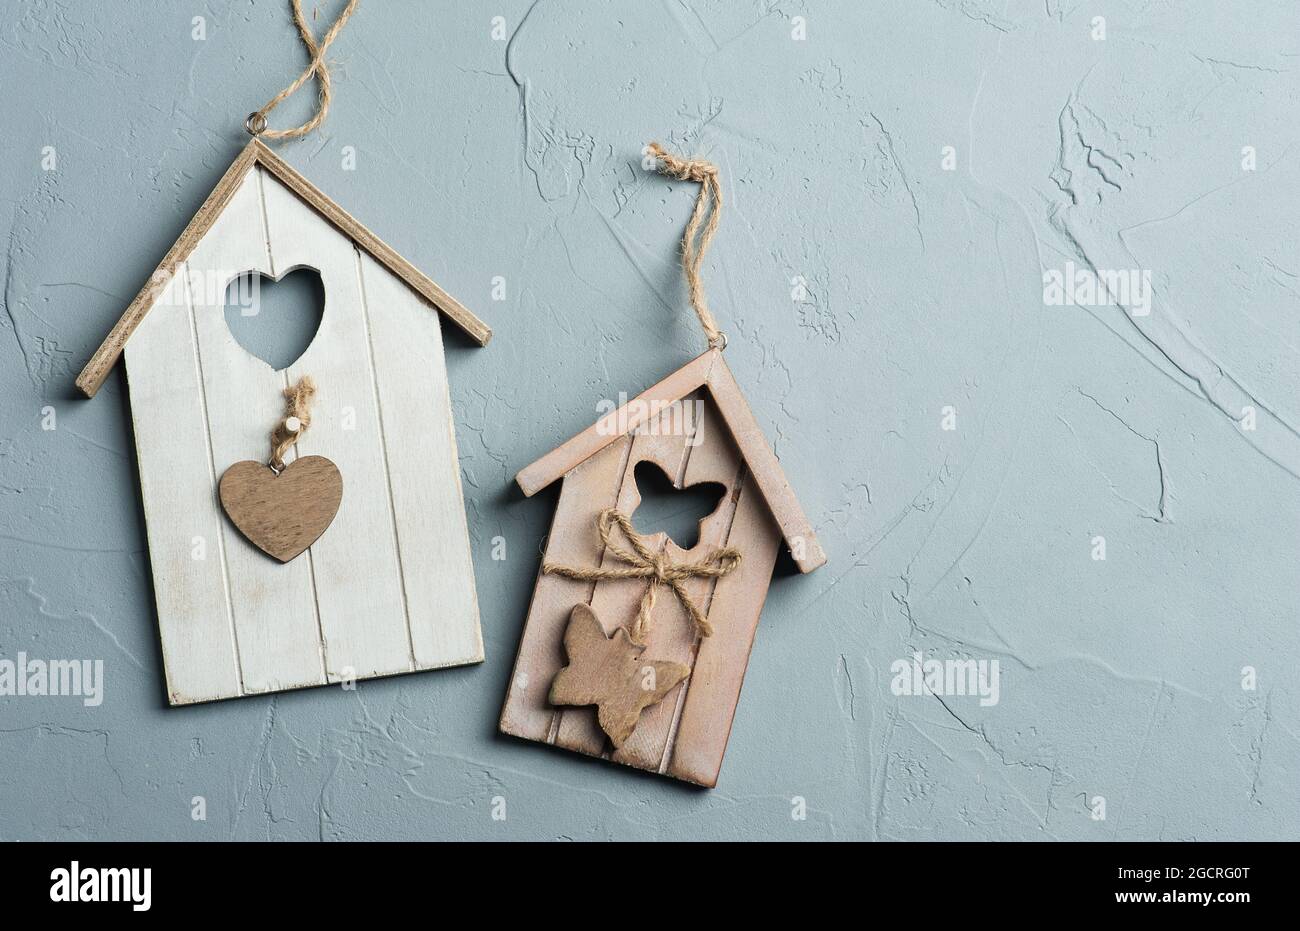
[611,396,745,772]
[501,392,774,785]
[552,414,697,756]
[502,373,813,785]
[666,468,782,786]
[515,351,717,496]
[515,349,825,576]
[499,435,633,742]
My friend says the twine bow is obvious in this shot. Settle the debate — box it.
[543,508,742,645]
[269,376,317,471]
[646,142,727,351]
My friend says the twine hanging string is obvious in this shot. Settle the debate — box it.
[269,376,317,472]
[542,144,735,643]
[646,141,727,351]
[246,0,359,139]
[544,508,741,645]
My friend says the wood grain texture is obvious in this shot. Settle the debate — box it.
[356,251,483,669]
[260,168,419,681]
[552,413,693,756]
[515,351,717,496]
[218,456,342,562]
[502,390,788,786]
[515,348,826,573]
[498,435,633,743]
[79,143,262,398]
[122,162,483,704]
[125,263,243,705]
[548,603,689,749]
[78,139,489,398]
[665,467,782,787]
[611,395,744,774]
[183,169,326,697]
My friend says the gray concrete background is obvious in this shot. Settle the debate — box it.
[1,0,1297,840]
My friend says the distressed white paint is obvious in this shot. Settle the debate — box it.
[124,166,483,704]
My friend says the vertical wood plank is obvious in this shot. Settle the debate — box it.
[124,274,242,704]
[259,169,414,680]
[550,435,668,755]
[185,169,325,695]
[553,398,711,757]
[499,436,632,742]
[500,352,813,782]
[665,468,782,787]
[611,397,744,771]
[357,251,483,669]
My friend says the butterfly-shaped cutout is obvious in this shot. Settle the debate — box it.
[548,603,690,749]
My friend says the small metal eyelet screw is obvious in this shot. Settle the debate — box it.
[245,112,268,136]
[711,332,728,351]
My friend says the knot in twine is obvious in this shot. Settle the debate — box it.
[269,376,317,471]
[247,0,359,140]
[543,508,742,645]
[646,142,727,351]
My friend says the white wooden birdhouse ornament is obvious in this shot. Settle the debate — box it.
[500,144,826,787]
[76,2,489,704]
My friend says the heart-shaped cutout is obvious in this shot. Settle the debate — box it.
[629,460,725,550]
[224,267,325,370]
[219,456,343,562]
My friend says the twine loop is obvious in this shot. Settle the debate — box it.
[248,0,359,141]
[269,376,317,472]
[646,141,727,351]
[543,508,741,645]
[654,150,718,184]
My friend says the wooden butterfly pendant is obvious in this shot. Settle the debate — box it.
[548,603,690,749]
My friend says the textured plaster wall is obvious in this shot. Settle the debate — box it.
[1,0,1297,841]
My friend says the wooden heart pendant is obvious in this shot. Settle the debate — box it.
[219,456,343,562]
